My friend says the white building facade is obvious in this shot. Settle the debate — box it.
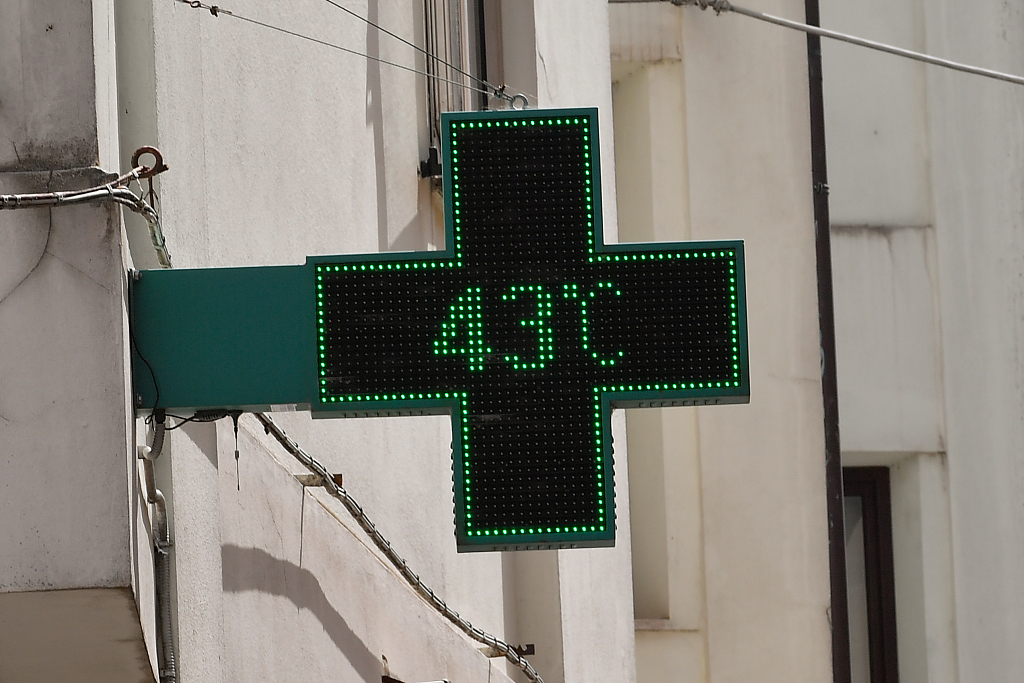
[821,0,1024,681]
[9,1,1018,682]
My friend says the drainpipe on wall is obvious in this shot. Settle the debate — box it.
[802,1,850,681]
[139,412,177,683]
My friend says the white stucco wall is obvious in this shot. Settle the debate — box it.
[0,174,132,592]
[0,0,101,173]
[1,1,155,679]
[831,225,944,455]
[823,0,1024,680]
[924,1,1024,679]
[820,0,932,229]
[610,2,833,682]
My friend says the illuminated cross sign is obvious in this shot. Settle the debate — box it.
[130,107,749,553]
[313,108,748,551]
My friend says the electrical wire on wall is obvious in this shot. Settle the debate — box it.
[127,189,546,682]
[135,406,547,680]
[611,0,1024,88]
[0,151,172,266]
[253,412,547,683]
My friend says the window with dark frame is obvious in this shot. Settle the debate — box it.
[843,466,900,683]
[422,0,498,183]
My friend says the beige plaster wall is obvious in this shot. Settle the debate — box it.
[610,2,833,682]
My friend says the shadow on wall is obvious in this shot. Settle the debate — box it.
[222,543,382,683]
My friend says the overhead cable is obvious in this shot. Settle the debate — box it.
[174,0,528,105]
[252,412,546,683]
[616,0,1024,88]
[318,0,491,94]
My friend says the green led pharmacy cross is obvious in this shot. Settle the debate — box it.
[314,108,749,551]
[130,107,749,553]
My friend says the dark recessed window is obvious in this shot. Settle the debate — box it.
[843,466,899,683]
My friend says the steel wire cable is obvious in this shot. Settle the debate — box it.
[174,0,526,104]
[318,0,496,94]
[615,0,1024,88]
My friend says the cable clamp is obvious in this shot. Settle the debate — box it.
[491,84,530,110]
[131,146,169,180]
[678,0,732,13]
[182,0,232,17]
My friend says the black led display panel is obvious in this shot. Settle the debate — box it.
[313,108,749,552]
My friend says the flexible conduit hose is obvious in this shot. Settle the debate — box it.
[142,417,176,683]
[0,166,172,267]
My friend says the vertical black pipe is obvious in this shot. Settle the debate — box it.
[475,0,488,109]
[803,0,850,681]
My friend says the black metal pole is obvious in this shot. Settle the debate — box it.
[803,0,850,680]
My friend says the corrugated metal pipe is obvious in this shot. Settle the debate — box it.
[139,412,177,683]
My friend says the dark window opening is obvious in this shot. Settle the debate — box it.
[843,466,899,683]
